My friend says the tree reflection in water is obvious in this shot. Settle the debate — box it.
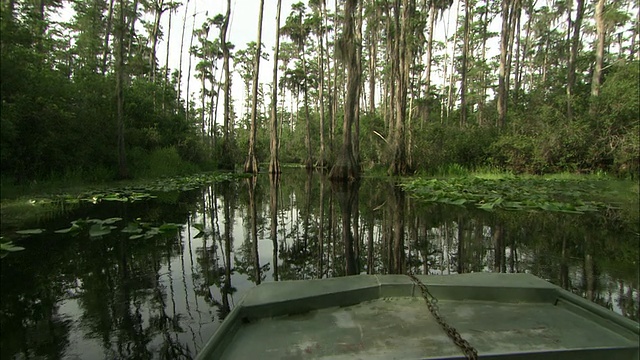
[0,169,637,360]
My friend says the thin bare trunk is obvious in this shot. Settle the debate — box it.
[162,6,173,113]
[244,0,265,173]
[478,5,488,125]
[590,0,606,114]
[445,0,460,121]
[353,2,363,165]
[302,51,312,169]
[460,0,470,127]
[326,2,335,154]
[505,0,519,95]
[368,18,377,116]
[101,0,115,75]
[567,0,585,122]
[185,7,197,122]
[317,1,327,169]
[423,2,435,126]
[116,0,129,179]
[630,9,639,60]
[177,0,190,104]
[513,4,522,108]
[126,0,139,66]
[269,0,282,174]
[149,0,165,83]
[497,0,512,128]
[221,0,232,169]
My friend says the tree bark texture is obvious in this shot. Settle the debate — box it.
[329,0,361,181]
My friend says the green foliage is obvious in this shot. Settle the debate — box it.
[402,176,618,214]
[410,124,496,173]
[51,217,182,240]
[0,4,210,184]
[0,237,25,259]
[129,146,199,179]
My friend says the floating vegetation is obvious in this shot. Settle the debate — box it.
[15,228,46,235]
[401,177,618,214]
[25,172,239,206]
[0,237,25,258]
[121,221,183,240]
[52,217,183,240]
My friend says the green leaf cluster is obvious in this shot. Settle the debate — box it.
[402,176,615,214]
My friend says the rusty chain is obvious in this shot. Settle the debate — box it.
[407,273,479,360]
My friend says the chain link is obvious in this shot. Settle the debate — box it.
[407,273,479,360]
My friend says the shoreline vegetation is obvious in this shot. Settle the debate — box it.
[2,166,637,239]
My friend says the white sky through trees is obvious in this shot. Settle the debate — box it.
[58,0,467,118]
[56,1,634,120]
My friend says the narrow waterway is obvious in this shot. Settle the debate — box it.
[1,169,638,359]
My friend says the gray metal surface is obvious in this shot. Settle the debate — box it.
[196,274,640,360]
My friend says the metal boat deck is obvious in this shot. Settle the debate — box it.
[196,274,639,360]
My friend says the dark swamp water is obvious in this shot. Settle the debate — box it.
[1,170,638,359]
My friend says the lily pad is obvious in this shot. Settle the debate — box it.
[16,229,45,235]
[89,224,113,237]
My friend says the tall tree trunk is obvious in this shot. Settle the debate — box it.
[126,0,139,69]
[244,0,265,173]
[302,51,313,169]
[101,0,115,75]
[388,0,411,176]
[423,1,435,126]
[116,0,129,179]
[177,0,190,105]
[269,0,282,174]
[325,1,335,155]
[566,0,585,122]
[185,7,197,122]
[332,0,340,152]
[497,0,512,128]
[353,1,363,165]
[519,4,533,107]
[201,68,206,140]
[630,8,639,60]
[368,10,377,116]
[505,0,519,97]
[221,0,233,169]
[162,5,173,114]
[445,0,460,121]
[316,0,327,169]
[478,4,489,125]
[385,3,396,135]
[513,4,522,108]
[460,0,470,127]
[590,0,606,115]
[149,0,165,84]
[329,0,361,181]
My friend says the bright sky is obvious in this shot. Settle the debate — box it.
[157,0,308,119]
[155,0,472,119]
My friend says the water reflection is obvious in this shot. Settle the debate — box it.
[1,170,638,359]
